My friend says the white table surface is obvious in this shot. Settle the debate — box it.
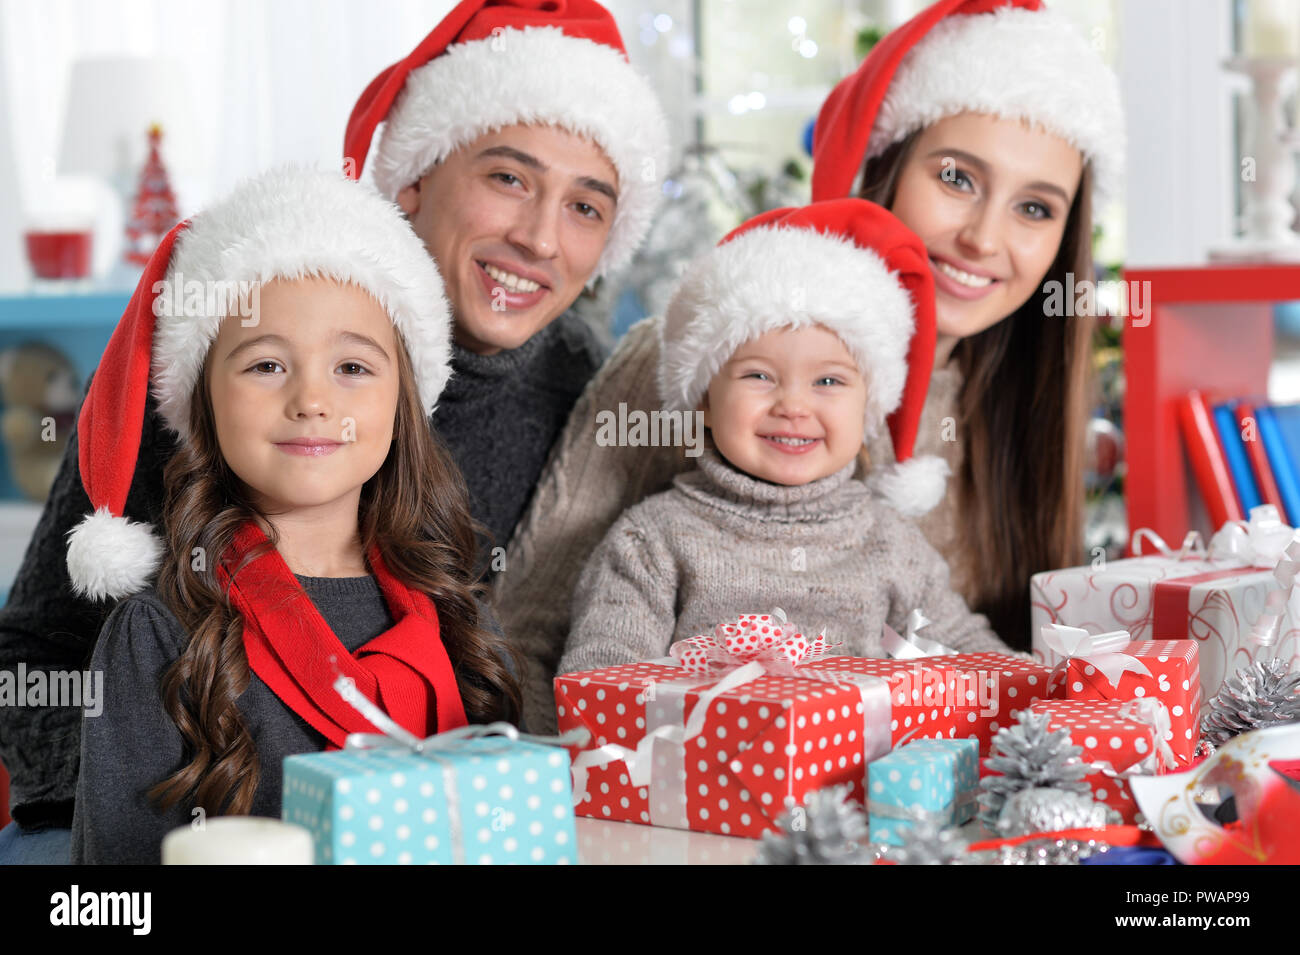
[576,818,762,865]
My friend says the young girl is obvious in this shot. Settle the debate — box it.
[502,0,1121,731]
[67,167,520,865]
[559,199,1015,673]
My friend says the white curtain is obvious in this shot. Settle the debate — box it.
[0,0,457,241]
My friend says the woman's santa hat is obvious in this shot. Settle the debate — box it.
[812,0,1123,215]
[658,198,949,517]
[66,166,454,601]
[343,0,671,279]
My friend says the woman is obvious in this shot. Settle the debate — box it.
[495,0,1123,733]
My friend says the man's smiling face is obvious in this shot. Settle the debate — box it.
[396,123,619,355]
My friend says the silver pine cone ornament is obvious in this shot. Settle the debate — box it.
[1201,659,1300,744]
[978,710,1091,831]
[752,785,869,865]
[888,814,970,865]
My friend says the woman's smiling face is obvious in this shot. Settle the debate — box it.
[888,112,1084,339]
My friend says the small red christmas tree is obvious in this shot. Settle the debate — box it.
[123,124,180,265]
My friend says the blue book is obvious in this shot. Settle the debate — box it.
[1212,402,1263,513]
[1254,405,1300,526]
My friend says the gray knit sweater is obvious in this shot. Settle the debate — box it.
[498,317,978,734]
[0,310,601,829]
[558,448,1011,677]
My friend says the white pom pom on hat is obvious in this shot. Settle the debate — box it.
[66,166,454,600]
[658,197,949,517]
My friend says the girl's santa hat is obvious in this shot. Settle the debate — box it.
[343,0,671,279]
[658,198,949,518]
[812,0,1123,214]
[66,166,454,601]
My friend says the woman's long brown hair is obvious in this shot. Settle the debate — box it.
[861,133,1096,650]
[148,328,522,816]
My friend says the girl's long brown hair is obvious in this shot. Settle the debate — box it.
[861,133,1096,651]
[149,326,522,816]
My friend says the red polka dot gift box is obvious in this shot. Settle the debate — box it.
[1042,628,1201,766]
[554,656,954,839]
[1027,698,1181,823]
[840,652,1053,757]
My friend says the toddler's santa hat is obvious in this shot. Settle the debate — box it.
[658,198,948,517]
[343,0,671,279]
[812,0,1123,215]
[66,166,454,601]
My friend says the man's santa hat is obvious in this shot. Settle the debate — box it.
[66,166,454,601]
[343,0,671,279]
[658,198,948,517]
[812,0,1123,215]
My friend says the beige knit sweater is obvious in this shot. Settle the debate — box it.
[496,316,976,733]
[559,448,1009,676]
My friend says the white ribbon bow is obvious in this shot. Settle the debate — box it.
[1039,623,1150,688]
[882,609,959,660]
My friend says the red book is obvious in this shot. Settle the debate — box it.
[1235,401,1289,521]
[1177,390,1244,528]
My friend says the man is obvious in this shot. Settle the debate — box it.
[0,0,668,860]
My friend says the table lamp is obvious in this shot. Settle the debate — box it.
[55,56,197,283]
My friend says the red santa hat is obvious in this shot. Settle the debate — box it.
[812,0,1123,215]
[66,166,454,601]
[658,198,948,517]
[343,0,670,279]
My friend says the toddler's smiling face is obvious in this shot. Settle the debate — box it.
[700,324,868,486]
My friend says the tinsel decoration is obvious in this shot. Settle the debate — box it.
[996,787,1120,838]
[978,710,1092,831]
[1201,659,1300,744]
[752,785,870,865]
[983,837,1113,866]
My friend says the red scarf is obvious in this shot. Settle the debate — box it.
[219,520,467,747]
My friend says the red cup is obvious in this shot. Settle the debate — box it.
[24,230,94,279]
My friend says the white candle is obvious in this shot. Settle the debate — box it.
[162,817,314,865]
[1244,0,1300,58]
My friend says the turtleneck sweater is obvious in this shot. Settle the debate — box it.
[433,311,607,578]
[558,447,1010,681]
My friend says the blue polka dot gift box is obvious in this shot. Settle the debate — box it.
[282,737,579,865]
[866,737,977,845]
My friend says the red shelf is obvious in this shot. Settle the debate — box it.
[1123,264,1300,552]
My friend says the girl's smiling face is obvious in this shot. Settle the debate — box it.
[206,277,401,518]
[700,324,868,487]
[888,112,1084,339]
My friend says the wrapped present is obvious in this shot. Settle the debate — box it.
[555,611,938,839]
[870,611,1054,755]
[1028,698,1180,823]
[1031,507,1300,720]
[1040,624,1200,765]
[282,677,582,865]
[866,737,978,844]
[818,656,959,742]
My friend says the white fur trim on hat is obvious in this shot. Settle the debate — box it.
[659,225,915,441]
[867,454,951,518]
[66,507,164,601]
[866,5,1123,214]
[371,26,670,279]
[151,166,453,443]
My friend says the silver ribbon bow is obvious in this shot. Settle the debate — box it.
[882,609,959,660]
